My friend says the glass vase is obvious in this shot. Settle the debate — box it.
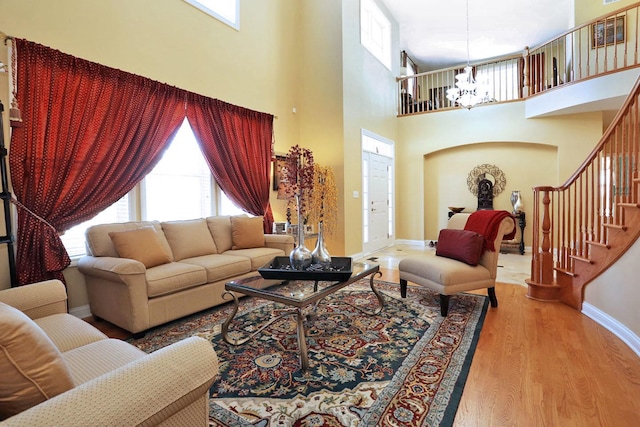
[311,222,331,267]
[510,190,523,214]
[289,195,312,270]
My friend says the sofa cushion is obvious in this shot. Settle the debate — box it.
[179,254,253,283]
[86,221,173,260]
[0,302,74,419]
[207,216,233,252]
[436,229,485,266]
[34,313,108,353]
[145,262,208,298]
[109,227,173,268]
[63,339,146,386]
[224,247,285,270]
[231,216,265,249]
[162,219,218,261]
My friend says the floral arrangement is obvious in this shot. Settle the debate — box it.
[308,164,337,237]
[282,145,315,217]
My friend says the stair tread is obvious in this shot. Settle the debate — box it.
[569,254,594,264]
[553,267,578,277]
[603,223,628,231]
[585,240,611,248]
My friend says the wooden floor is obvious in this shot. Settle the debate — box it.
[91,268,640,426]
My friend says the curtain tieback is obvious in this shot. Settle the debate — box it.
[10,197,60,235]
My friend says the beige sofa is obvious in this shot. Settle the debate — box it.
[78,216,294,334]
[0,280,218,426]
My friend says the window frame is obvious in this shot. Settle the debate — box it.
[360,0,392,70]
[182,0,240,30]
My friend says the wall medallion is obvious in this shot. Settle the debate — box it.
[467,164,506,197]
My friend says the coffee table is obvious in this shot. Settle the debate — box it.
[221,261,382,371]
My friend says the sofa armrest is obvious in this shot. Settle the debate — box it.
[1,337,218,427]
[0,280,67,319]
[265,234,295,255]
[78,255,147,278]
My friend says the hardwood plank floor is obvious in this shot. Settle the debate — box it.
[90,264,640,426]
[378,268,640,427]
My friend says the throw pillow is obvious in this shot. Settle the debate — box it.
[109,226,172,268]
[161,219,218,260]
[0,302,74,419]
[231,216,265,249]
[435,228,485,266]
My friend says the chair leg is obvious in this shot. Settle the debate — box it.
[400,279,408,298]
[488,287,498,307]
[439,294,450,316]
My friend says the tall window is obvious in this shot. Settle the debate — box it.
[60,119,244,258]
[183,0,240,30]
[360,0,392,70]
[142,119,213,221]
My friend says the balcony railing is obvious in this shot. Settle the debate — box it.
[397,3,640,115]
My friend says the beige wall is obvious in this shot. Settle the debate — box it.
[396,101,603,242]
[575,0,639,25]
[423,142,558,244]
[0,0,302,305]
[340,0,399,256]
[585,235,640,337]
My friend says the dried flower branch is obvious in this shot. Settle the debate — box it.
[308,164,338,237]
[281,145,314,217]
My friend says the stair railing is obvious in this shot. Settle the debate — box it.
[398,2,640,115]
[527,74,640,309]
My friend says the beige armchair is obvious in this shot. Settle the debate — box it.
[399,211,516,316]
[0,280,218,426]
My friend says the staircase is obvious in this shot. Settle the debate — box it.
[527,76,640,310]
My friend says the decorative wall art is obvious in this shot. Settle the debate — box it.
[466,164,506,197]
[592,16,625,48]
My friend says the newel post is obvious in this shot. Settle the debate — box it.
[538,189,554,283]
[526,186,560,301]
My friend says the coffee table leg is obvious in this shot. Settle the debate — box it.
[296,308,309,371]
[344,270,384,316]
[221,291,241,345]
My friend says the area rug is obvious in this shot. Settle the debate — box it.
[129,280,488,426]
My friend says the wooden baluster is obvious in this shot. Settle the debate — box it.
[522,46,530,97]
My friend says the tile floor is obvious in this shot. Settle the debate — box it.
[356,243,531,286]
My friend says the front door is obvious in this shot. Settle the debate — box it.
[363,151,392,254]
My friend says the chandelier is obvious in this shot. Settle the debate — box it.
[446,0,487,109]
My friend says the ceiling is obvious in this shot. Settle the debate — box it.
[380,0,575,71]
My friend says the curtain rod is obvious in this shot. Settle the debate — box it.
[1,32,14,45]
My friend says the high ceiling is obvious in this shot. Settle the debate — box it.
[380,0,574,71]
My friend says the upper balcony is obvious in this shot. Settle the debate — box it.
[397,3,640,122]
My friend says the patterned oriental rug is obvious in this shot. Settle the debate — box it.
[129,280,488,427]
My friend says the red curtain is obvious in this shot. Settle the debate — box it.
[186,94,275,233]
[9,39,186,284]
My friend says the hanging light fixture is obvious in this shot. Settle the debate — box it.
[446,0,486,109]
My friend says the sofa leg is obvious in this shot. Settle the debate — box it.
[400,279,408,298]
[439,294,450,316]
[131,331,146,340]
[488,287,498,307]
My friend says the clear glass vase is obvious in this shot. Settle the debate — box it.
[289,195,312,270]
[311,221,331,267]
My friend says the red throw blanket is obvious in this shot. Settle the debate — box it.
[464,210,517,252]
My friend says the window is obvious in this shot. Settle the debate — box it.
[183,0,240,30]
[60,118,245,258]
[360,0,392,70]
[142,119,213,221]
[60,195,131,258]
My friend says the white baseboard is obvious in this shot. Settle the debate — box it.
[69,304,92,320]
[582,302,640,358]
[394,239,428,246]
